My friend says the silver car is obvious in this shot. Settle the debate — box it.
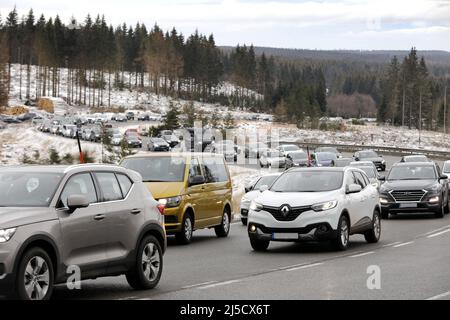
[0,165,166,300]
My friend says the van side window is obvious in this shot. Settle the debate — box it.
[116,174,133,197]
[353,171,367,189]
[60,173,97,207]
[202,157,228,183]
[189,158,202,178]
[95,172,123,202]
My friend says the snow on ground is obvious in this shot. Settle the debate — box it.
[0,124,103,165]
[236,121,450,152]
[6,64,268,120]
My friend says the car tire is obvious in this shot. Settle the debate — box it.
[215,208,231,238]
[364,210,381,243]
[241,217,248,226]
[435,200,445,218]
[175,213,194,245]
[250,238,270,252]
[126,235,163,290]
[333,215,350,251]
[15,247,54,300]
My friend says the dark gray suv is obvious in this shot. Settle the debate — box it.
[0,165,166,300]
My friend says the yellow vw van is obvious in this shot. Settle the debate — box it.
[121,153,233,244]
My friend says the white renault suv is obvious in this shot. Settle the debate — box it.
[247,167,381,251]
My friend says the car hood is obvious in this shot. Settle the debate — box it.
[257,190,342,207]
[0,207,57,229]
[144,182,186,199]
[243,190,262,202]
[382,179,437,191]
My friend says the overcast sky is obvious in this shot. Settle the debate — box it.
[1,0,450,51]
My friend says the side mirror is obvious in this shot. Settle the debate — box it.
[244,186,253,193]
[189,175,206,186]
[440,175,448,180]
[346,184,362,194]
[355,157,360,161]
[67,194,89,213]
[378,176,386,181]
[259,185,269,192]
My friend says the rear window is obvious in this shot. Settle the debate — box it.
[201,157,229,183]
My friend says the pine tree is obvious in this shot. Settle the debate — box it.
[163,102,180,130]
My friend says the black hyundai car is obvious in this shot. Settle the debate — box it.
[379,162,449,219]
[354,149,386,171]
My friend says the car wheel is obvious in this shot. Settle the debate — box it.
[126,235,163,290]
[215,208,231,238]
[175,213,194,244]
[250,238,270,251]
[364,210,381,243]
[333,215,350,251]
[435,199,445,218]
[241,217,248,226]
[15,247,54,300]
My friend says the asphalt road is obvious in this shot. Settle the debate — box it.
[49,154,450,300]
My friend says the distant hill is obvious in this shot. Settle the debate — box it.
[220,46,450,67]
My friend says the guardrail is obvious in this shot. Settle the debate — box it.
[279,141,450,160]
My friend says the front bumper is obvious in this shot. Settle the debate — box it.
[247,207,340,242]
[248,222,338,242]
[380,201,441,213]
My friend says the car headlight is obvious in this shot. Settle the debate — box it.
[381,160,386,164]
[379,197,389,204]
[250,201,263,212]
[429,196,440,203]
[159,196,182,208]
[312,200,338,212]
[0,228,16,243]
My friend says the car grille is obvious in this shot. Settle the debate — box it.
[390,190,426,202]
[262,205,312,222]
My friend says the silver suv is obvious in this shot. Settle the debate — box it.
[0,165,166,300]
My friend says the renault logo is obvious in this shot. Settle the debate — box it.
[280,205,290,217]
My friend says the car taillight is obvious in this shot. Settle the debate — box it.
[157,204,165,214]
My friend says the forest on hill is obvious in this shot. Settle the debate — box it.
[0,8,449,131]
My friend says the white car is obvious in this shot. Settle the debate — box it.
[259,149,286,168]
[248,167,381,251]
[112,133,123,146]
[240,173,281,225]
[277,144,302,157]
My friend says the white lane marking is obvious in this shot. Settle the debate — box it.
[286,263,324,272]
[198,280,241,290]
[426,291,450,300]
[182,281,218,289]
[393,241,414,248]
[349,251,375,258]
[422,225,450,236]
[382,242,401,247]
[427,229,450,238]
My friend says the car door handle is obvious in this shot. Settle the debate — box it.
[94,214,106,221]
[130,209,141,215]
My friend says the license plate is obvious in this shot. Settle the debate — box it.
[399,203,417,208]
[272,233,298,240]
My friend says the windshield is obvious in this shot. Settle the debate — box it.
[404,156,427,162]
[444,163,450,173]
[388,165,436,180]
[0,172,63,207]
[360,167,376,178]
[283,145,299,152]
[271,171,343,192]
[289,152,307,160]
[359,151,378,158]
[121,157,186,182]
[317,152,337,161]
[254,175,279,190]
